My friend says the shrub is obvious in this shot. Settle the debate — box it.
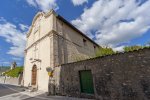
[73,39,150,62]
[3,66,23,77]
[94,46,115,58]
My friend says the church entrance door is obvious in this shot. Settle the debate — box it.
[32,65,37,85]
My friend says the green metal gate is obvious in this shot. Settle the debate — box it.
[79,70,94,94]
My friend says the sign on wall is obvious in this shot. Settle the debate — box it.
[46,67,52,72]
[48,72,51,75]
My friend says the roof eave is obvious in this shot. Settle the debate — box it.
[56,15,99,47]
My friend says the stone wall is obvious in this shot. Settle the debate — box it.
[0,77,6,83]
[56,48,150,100]
[0,74,23,85]
[23,9,99,92]
[56,18,99,64]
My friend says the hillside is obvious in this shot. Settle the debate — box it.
[3,66,23,77]
[0,66,10,72]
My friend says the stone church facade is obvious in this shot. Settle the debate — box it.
[23,8,99,92]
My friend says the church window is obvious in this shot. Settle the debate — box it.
[83,39,87,46]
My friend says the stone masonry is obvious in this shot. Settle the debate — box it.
[23,8,99,93]
[55,48,150,100]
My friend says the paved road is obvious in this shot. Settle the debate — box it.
[0,83,47,100]
[0,83,95,100]
[0,83,26,97]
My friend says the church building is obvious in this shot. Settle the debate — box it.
[23,8,99,92]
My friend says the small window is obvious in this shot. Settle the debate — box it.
[83,39,87,46]
[94,46,96,51]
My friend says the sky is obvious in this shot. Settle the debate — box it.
[0,0,150,66]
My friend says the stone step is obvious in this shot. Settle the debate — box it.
[25,86,37,93]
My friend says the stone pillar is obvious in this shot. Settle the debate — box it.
[53,33,59,66]
[22,50,27,87]
[49,9,59,94]
[49,33,54,72]
[51,8,57,32]
[49,32,59,94]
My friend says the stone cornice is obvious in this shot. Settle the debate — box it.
[25,29,81,51]
[26,8,57,38]
[25,30,57,51]
[25,29,95,54]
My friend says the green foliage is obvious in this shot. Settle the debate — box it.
[123,46,132,52]
[73,39,150,62]
[74,45,118,61]
[74,54,87,62]
[94,46,115,58]
[73,53,92,62]
[123,42,150,52]
[115,51,121,53]
[3,66,23,77]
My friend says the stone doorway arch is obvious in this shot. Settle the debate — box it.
[31,65,37,85]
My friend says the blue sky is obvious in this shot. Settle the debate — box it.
[0,0,150,66]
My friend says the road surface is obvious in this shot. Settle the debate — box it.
[0,83,50,100]
[0,83,95,100]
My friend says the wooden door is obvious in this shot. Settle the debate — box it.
[79,70,94,94]
[32,65,37,85]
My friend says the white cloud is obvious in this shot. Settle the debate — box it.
[71,0,88,6]
[17,63,20,65]
[26,0,36,7]
[0,18,28,57]
[19,24,30,31]
[3,62,10,64]
[26,0,59,13]
[113,46,125,52]
[71,0,150,48]
[11,57,22,60]
[0,17,6,22]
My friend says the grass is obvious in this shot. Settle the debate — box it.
[3,66,23,77]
